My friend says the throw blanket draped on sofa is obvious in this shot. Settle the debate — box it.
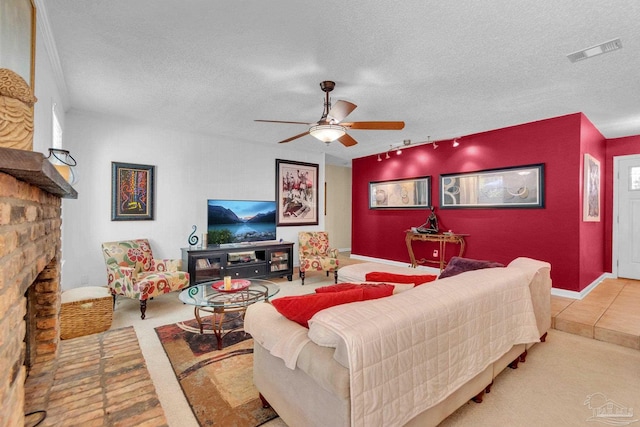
[308,266,541,427]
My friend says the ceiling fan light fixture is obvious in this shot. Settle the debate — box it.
[309,124,346,143]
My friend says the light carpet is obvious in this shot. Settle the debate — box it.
[111,273,640,427]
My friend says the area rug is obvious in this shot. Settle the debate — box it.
[155,315,278,427]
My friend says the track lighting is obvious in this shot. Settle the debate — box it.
[385,152,390,159]
[452,138,460,147]
[377,154,382,162]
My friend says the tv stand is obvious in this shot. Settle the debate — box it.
[181,241,294,286]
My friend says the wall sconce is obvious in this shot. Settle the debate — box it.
[47,148,78,185]
[452,138,460,147]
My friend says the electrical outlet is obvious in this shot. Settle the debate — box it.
[432,250,439,258]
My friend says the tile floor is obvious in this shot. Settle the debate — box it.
[552,278,640,350]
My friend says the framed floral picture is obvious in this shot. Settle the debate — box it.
[275,159,319,226]
[111,162,155,221]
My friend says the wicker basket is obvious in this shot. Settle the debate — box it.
[60,287,113,340]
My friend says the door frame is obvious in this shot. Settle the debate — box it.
[612,153,640,278]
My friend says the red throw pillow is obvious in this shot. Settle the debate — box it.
[315,283,360,293]
[316,283,394,299]
[365,272,437,286]
[271,288,365,328]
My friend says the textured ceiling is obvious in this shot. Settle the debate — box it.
[43,0,640,165]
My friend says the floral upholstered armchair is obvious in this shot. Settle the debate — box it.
[101,239,190,319]
[298,231,339,285]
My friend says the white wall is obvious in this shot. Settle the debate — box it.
[60,110,325,290]
[29,7,344,290]
[325,164,352,251]
[32,23,65,156]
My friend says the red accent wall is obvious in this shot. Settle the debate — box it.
[604,135,640,272]
[352,113,607,292]
[578,115,607,288]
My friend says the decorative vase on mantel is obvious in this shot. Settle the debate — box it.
[0,68,37,151]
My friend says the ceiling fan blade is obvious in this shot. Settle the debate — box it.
[338,133,358,147]
[278,131,310,144]
[342,121,405,130]
[255,119,312,125]
[327,100,357,123]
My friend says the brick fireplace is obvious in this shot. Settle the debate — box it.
[0,147,77,426]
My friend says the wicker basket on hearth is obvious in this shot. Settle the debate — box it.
[60,287,113,340]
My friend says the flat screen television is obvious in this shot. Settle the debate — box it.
[207,199,277,244]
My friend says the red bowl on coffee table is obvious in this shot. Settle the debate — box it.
[211,279,251,293]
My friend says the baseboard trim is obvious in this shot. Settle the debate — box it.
[551,272,614,300]
[349,254,441,275]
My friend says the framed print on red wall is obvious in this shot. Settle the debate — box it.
[275,159,319,226]
[440,163,544,209]
[583,154,600,222]
[111,162,155,221]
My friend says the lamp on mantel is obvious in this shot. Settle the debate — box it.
[47,148,78,185]
[309,124,346,143]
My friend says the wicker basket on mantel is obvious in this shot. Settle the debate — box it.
[60,286,113,340]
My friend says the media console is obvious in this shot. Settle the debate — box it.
[181,241,294,286]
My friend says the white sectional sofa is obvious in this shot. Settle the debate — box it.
[245,257,551,427]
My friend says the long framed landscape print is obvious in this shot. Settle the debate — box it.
[275,159,319,226]
[111,162,155,221]
[440,163,544,209]
[369,176,431,209]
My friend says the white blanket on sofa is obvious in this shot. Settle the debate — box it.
[308,266,541,427]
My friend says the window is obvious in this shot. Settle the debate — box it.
[631,166,640,191]
[52,103,62,148]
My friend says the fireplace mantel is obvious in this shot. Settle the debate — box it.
[0,147,77,199]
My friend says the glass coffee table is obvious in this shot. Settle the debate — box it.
[178,278,280,350]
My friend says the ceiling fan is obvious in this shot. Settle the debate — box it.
[255,81,405,147]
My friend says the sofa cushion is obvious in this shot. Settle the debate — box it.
[271,288,365,328]
[315,283,395,299]
[438,256,505,279]
[364,271,437,285]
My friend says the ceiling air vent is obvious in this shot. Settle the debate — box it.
[567,38,622,62]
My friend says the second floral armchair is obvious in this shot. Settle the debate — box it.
[298,231,339,285]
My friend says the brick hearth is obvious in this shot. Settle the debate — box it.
[23,327,167,427]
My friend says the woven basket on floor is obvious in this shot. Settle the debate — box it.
[60,287,113,340]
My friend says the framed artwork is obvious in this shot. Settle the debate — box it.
[275,159,319,226]
[583,154,600,222]
[369,176,431,209]
[0,0,36,88]
[111,162,155,221]
[440,163,544,209]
